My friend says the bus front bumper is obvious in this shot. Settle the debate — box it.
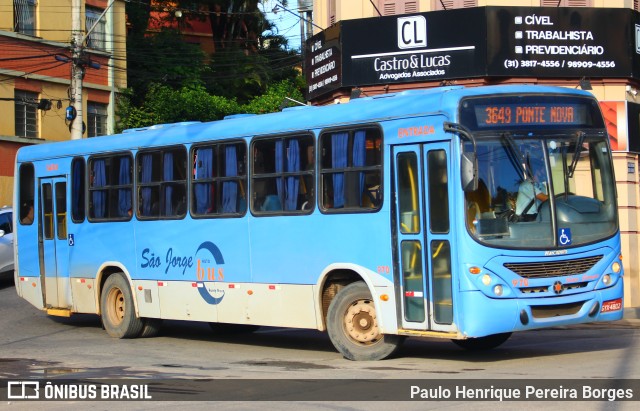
[458,279,624,338]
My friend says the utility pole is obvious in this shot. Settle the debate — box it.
[70,0,84,140]
[69,0,114,139]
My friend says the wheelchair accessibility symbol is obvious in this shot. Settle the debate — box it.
[558,228,572,246]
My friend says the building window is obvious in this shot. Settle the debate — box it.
[87,102,108,137]
[378,1,418,15]
[14,0,36,36]
[320,127,382,212]
[85,7,106,50]
[15,90,37,138]
[433,0,477,10]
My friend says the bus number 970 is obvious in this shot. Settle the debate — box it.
[377,266,390,274]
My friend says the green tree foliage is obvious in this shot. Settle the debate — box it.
[126,30,208,105]
[116,84,241,132]
[116,78,304,132]
[119,0,305,131]
[243,78,306,114]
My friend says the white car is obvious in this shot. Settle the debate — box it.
[0,207,14,280]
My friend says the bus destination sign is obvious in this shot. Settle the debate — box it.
[475,103,587,128]
[460,96,604,131]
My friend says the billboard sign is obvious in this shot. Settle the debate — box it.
[486,7,634,77]
[340,8,487,87]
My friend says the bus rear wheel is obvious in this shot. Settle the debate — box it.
[327,282,403,361]
[100,272,144,338]
[452,333,512,350]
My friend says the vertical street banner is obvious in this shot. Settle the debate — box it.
[305,25,342,100]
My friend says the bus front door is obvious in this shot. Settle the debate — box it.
[393,143,456,333]
[39,177,70,309]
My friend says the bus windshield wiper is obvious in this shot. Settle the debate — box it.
[568,131,586,178]
[501,132,532,181]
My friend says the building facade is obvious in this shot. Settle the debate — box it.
[0,0,127,206]
[308,0,640,308]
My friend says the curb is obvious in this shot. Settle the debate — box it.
[624,307,640,319]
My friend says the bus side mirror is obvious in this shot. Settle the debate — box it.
[461,152,478,193]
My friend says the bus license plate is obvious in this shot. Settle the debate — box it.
[600,298,622,313]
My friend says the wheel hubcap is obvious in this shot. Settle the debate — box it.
[344,299,380,345]
[107,288,125,326]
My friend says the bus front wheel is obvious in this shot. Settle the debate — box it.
[327,282,403,361]
[100,273,144,338]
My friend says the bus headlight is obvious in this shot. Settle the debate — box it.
[493,285,504,296]
[482,274,491,286]
[602,274,611,286]
[612,262,621,274]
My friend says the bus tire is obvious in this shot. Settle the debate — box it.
[140,318,163,338]
[452,333,512,351]
[327,282,403,361]
[100,273,144,339]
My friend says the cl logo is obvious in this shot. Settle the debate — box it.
[553,281,564,294]
[397,16,427,50]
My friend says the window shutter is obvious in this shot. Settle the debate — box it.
[378,1,419,16]
[405,1,418,13]
[329,0,336,25]
[541,0,592,6]
[434,0,476,10]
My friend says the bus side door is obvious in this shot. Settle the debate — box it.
[393,143,456,333]
[39,177,71,308]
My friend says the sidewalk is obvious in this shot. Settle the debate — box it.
[617,307,640,328]
[625,307,640,320]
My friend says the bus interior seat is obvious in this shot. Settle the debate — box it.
[176,201,186,215]
[261,195,282,211]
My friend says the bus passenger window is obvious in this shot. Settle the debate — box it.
[18,163,35,225]
[251,134,314,214]
[191,142,247,217]
[71,158,85,222]
[320,127,382,212]
[138,146,188,219]
[88,154,133,221]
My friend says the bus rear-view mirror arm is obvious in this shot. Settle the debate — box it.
[444,122,478,192]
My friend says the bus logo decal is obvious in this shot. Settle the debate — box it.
[553,281,564,294]
[195,241,226,305]
[194,282,225,305]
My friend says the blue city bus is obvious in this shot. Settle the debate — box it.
[13,85,624,360]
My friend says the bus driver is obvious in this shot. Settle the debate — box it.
[515,160,549,221]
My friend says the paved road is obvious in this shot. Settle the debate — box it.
[0,277,638,410]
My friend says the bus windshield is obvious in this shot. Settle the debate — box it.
[464,133,618,249]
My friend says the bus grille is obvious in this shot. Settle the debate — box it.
[504,255,603,278]
[531,301,585,319]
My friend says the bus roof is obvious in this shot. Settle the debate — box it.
[16,84,594,162]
